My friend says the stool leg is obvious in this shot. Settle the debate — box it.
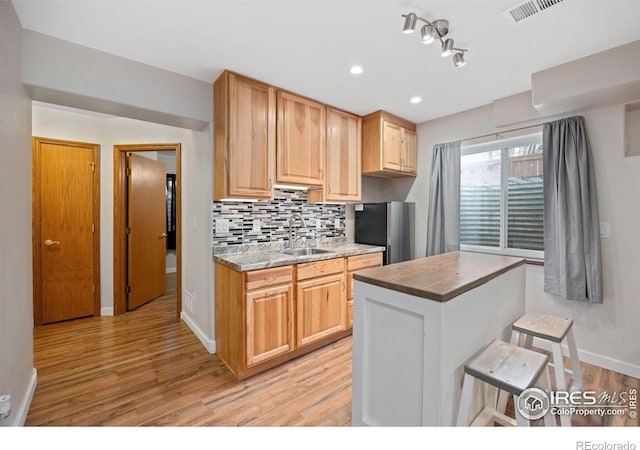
[551,341,572,427]
[566,328,583,391]
[457,374,476,426]
[510,329,522,346]
[551,342,567,390]
[539,367,557,427]
[513,394,531,427]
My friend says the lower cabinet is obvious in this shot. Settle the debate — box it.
[215,252,382,379]
[296,258,347,347]
[346,253,383,328]
[246,283,294,367]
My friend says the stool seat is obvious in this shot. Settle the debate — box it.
[457,339,556,427]
[513,312,573,343]
[465,340,549,396]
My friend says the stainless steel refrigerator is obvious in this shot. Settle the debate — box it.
[354,202,415,265]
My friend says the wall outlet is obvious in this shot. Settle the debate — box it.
[316,219,322,230]
[0,394,11,421]
[334,218,340,229]
[600,223,610,239]
[215,219,229,234]
[252,219,261,233]
[183,289,195,313]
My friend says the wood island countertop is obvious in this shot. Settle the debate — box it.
[352,251,525,302]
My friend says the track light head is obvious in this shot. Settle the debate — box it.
[402,13,417,34]
[441,39,454,57]
[453,52,466,67]
[420,24,435,44]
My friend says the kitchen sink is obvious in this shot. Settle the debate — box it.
[280,248,335,256]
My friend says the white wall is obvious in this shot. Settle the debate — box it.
[22,30,212,130]
[0,2,36,426]
[373,96,640,377]
[31,103,215,352]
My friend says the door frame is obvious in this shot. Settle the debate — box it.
[32,136,101,326]
[113,143,182,318]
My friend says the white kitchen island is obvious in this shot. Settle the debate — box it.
[351,251,526,426]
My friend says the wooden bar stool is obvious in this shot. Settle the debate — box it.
[456,339,556,427]
[506,312,582,427]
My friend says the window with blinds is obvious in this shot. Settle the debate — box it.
[460,133,544,259]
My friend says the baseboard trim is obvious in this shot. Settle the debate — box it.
[533,337,640,378]
[100,307,114,316]
[181,311,216,354]
[5,368,38,426]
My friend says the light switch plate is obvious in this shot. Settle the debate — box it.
[252,219,261,233]
[600,223,609,239]
[334,218,341,229]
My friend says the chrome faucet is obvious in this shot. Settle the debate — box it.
[288,213,306,249]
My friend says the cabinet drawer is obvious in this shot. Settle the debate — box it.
[297,257,345,281]
[246,265,293,291]
[347,252,383,271]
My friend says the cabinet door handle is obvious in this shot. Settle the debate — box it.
[264,275,277,282]
[264,290,276,297]
[319,168,324,180]
[268,179,273,191]
[362,260,370,266]
[341,280,346,292]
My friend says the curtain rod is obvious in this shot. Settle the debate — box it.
[460,122,544,143]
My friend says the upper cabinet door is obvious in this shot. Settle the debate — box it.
[402,128,417,174]
[325,108,361,202]
[213,71,275,200]
[276,91,325,186]
[382,120,403,172]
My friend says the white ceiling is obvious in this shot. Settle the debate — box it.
[12,0,640,124]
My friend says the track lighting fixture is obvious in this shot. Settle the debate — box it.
[401,13,468,67]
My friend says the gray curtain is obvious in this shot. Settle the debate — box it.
[543,116,603,303]
[426,141,461,256]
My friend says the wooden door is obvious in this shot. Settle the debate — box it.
[127,154,167,310]
[382,120,403,171]
[33,137,99,325]
[296,273,347,347]
[276,91,325,186]
[325,108,361,202]
[402,128,417,174]
[227,73,275,199]
[246,283,294,367]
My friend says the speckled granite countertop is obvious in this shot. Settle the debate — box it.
[213,239,385,271]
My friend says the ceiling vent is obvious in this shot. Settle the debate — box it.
[503,0,565,23]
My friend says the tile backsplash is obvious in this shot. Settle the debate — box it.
[212,189,345,247]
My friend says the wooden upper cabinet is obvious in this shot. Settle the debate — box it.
[276,91,325,186]
[308,108,362,203]
[362,110,417,178]
[213,71,275,200]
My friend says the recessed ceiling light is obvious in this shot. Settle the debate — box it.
[410,96,422,104]
[350,65,363,75]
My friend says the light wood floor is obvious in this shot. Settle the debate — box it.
[26,273,637,426]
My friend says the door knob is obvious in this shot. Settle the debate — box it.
[44,239,60,247]
[160,233,167,239]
